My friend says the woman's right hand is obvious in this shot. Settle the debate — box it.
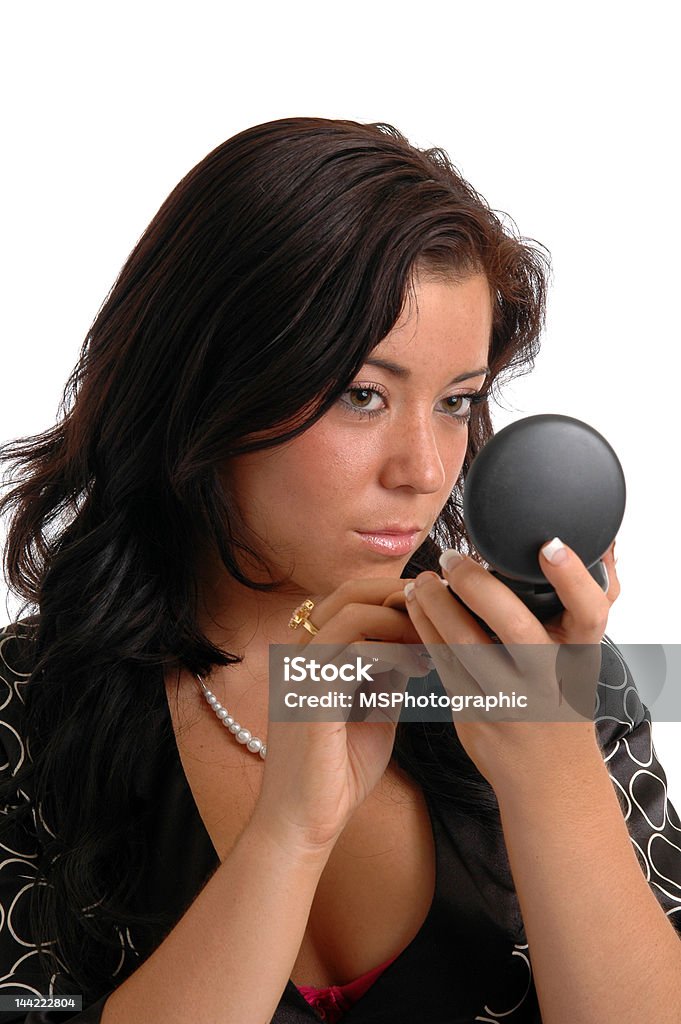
[250,577,428,856]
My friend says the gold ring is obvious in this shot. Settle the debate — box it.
[288,598,320,636]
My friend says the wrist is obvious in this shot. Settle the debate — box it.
[245,809,340,868]
[489,724,605,808]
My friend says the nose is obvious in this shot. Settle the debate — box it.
[378,414,449,493]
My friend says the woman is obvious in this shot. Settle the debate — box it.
[1,117,680,1024]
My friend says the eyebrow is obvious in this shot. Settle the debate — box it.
[364,357,490,384]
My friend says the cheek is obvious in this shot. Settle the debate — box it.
[449,429,469,477]
[292,423,362,488]
[429,422,468,492]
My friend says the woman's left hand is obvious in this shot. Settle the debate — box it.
[394,538,619,795]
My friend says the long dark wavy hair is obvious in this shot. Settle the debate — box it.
[0,117,550,1000]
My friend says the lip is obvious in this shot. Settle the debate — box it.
[357,524,423,534]
[354,529,423,556]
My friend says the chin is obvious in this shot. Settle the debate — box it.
[300,553,409,595]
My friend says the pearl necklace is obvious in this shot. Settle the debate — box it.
[195,672,267,759]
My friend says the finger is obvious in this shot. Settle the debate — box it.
[288,578,419,655]
[404,575,446,645]
[406,571,491,645]
[304,604,424,652]
[538,537,611,643]
[407,571,519,689]
[408,577,587,720]
[383,577,451,612]
[404,581,485,701]
[300,643,430,684]
[382,589,410,611]
[293,578,414,634]
[349,639,432,678]
[437,552,547,644]
[600,540,620,606]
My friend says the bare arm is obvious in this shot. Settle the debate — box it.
[99,581,423,1024]
[405,543,681,1021]
[494,741,681,1024]
[101,815,331,1024]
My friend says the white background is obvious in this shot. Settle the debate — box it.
[1,3,679,792]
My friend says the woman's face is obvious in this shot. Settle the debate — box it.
[222,271,493,595]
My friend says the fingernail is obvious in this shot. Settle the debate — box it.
[404,581,415,600]
[542,537,568,565]
[439,549,464,572]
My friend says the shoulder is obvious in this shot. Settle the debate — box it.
[594,634,649,748]
[1,616,40,683]
[0,616,40,780]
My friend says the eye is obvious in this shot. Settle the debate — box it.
[443,394,473,418]
[338,386,387,419]
[338,385,488,422]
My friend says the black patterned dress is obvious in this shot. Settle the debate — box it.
[1,620,680,1023]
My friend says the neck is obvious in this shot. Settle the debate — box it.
[194,554,319,662]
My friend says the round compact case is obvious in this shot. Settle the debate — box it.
[460,413,626,626]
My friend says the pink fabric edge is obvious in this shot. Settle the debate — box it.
[297,949,401,1006]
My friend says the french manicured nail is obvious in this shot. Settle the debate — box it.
[542,537,568,565]
[404,581,415,600]
[439,549,464,572]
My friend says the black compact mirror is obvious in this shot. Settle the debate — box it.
[458,413,626,629]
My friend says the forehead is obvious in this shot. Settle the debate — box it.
[375,272,493,360]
